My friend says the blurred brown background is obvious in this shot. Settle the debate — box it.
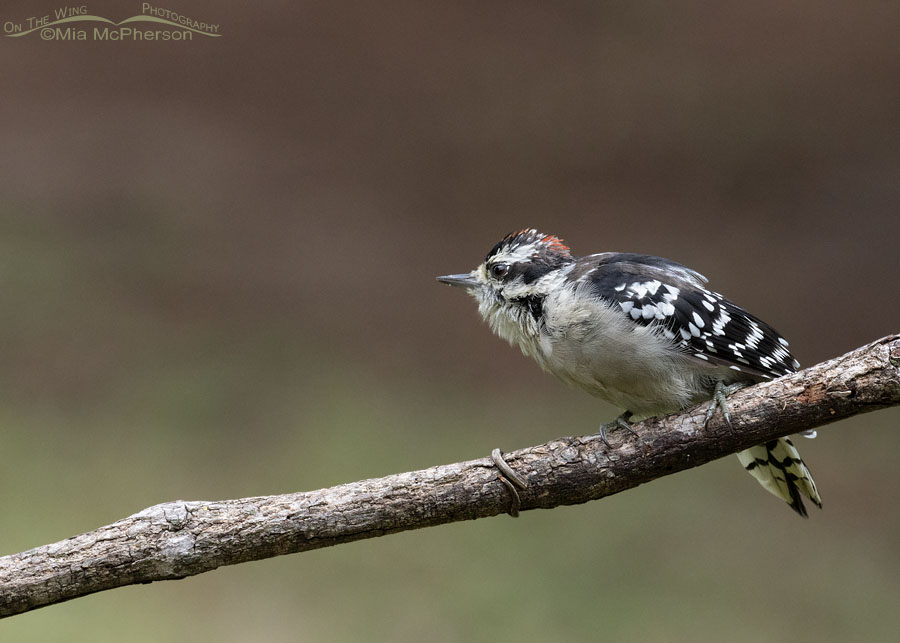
[2,1,899,640]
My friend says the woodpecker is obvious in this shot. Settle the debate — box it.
[438,228,821,516]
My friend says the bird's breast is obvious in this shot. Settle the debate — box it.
[537,293,715,415]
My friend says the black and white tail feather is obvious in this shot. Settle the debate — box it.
[438,229,822,516]
[738,439,820,517]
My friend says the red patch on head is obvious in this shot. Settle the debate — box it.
[541,234,570,255]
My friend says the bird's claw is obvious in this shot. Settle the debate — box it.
[704,381,747,428]
[596,411,637,447]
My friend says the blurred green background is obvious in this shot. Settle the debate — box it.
[2,1,900,640]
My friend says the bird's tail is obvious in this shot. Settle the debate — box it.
[736,438,822,517]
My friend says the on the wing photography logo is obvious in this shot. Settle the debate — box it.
[3,3,221,41]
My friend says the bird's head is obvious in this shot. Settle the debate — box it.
[438,229,574,329]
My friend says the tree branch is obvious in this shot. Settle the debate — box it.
[2,335,899,618]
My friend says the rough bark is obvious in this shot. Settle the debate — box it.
[2,335,899,618]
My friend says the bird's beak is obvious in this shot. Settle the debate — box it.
[437,272,479,290]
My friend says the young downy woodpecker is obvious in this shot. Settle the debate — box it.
[438,229,821,516]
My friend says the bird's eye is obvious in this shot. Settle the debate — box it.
[490,263,510,280]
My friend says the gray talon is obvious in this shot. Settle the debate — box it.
[597,411,636,447]
[704,381,746,427]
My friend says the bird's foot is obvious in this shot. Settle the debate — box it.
[596,411,637,448]
[491,448,527,517]
[703,381,748,428]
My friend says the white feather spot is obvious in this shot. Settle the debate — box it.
[688,322,701,337]
[691,312,705,328]
[712,309,732,335]
[619,301,634,315]
[614,283,627,292]
[629,283,648,298]
[745,321,764,349]
[662,285,680,301]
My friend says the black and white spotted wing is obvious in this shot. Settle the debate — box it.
[582,253,800,380]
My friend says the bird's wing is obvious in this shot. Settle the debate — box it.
[580,253,799,380]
